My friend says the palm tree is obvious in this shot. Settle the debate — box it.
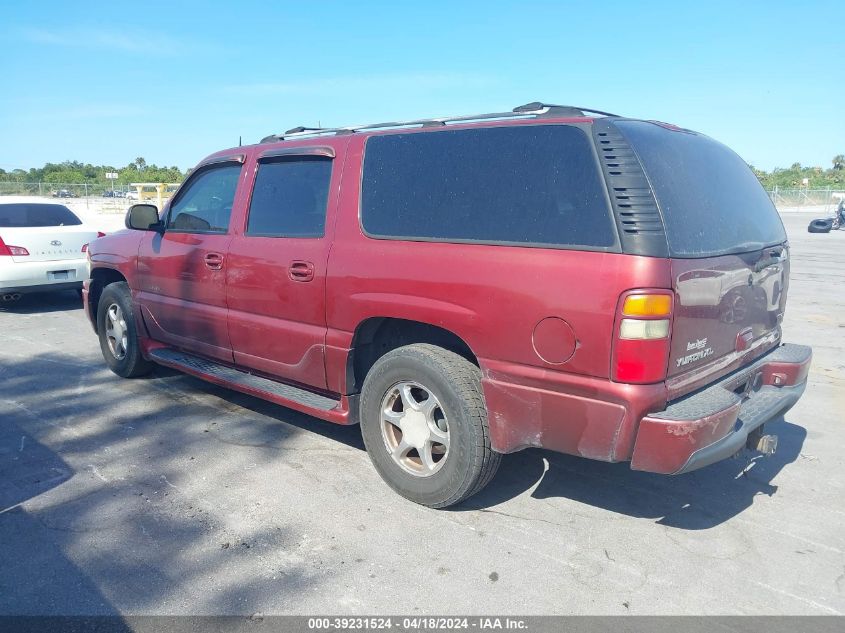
[135,157,147,171]
[833,155,845,171]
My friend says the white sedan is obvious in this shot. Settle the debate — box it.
[0,197,104,302]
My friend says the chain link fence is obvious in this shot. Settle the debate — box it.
[768,187,843,212]
[0,182,132,198]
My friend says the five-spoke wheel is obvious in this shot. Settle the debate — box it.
[96,281,152,378]
[360,344,500,508]
[381,381,450,477]
[105,303,128,360]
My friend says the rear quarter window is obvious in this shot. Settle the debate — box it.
[615,120,787,257]
[361,125,617,249]
[0,203,82,227]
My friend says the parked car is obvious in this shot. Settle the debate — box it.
[52,189,76,198]
[126,190,139,201]
[83,103,811,507]
[1,197,104,301]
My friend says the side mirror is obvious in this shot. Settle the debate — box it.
[125,204,162,231]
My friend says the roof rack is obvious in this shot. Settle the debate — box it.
[260,101,621,143]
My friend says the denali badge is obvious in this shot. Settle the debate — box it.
[678,337,713,367]
[686,337,708,351]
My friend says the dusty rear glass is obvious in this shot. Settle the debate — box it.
[247,157,332,238]
[361,125,616,249]
[0,203,82,227]
[616,120,786,257]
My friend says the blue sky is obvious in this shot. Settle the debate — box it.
[1,0,842,172]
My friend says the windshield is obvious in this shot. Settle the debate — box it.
[615,120,786,257]
[0,203,83,227]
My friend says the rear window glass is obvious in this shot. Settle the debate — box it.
[616,120,786,257]
[0,203,82,227]
[361,125,616,249]
[247,157,332,238]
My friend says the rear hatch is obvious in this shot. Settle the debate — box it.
[615,120,789,396]
[0,203,96,262]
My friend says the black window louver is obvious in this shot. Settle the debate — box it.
[595,129,662,234]
[592,120,669,257]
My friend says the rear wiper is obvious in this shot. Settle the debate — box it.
[722,241,764,255]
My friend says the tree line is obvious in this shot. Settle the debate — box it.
[2,154,843,191]
[752,155,845,190]
[0,158,186,187]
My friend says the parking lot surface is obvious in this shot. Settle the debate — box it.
[1,213,843,615]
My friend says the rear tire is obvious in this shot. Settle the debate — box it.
[807,218,833,233]
[359,344,500,508]
[97,282,153,378]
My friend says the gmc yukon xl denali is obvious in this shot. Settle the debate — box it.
[84,103,811,507]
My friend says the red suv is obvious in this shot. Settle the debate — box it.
[84,103,811,507]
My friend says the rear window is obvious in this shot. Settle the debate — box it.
[361,125,616,249]
[0,203,82,227]
[616,120,786,257]
[247,157,332,238]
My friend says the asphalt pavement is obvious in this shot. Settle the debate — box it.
[1,213,843,615]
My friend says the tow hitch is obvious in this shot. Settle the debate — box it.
[746,426,778,456]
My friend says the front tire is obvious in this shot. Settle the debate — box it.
[359,344,500,508]
[97,282,153,378]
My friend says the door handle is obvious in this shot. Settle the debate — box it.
[205,252,224,270]
[289,260,315,282]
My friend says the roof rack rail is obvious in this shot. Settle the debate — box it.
[260,101,620,143]
[512,102,621,118]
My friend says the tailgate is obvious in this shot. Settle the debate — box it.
[610,120,791,397]
[669,245,788,391]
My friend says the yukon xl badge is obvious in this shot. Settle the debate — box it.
[677,337,714,367]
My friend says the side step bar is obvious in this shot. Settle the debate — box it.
[149,348,340,411]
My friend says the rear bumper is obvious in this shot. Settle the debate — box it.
[630,343,812,474]
[0,258,88,294]
[0,281,82,295]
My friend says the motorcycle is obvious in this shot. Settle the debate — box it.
[808,199,845,233]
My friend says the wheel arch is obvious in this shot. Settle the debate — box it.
[346,317,478,394]
[88,267,128,333]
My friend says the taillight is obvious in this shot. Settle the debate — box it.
[612,290,673,384]
[0,236,29,257]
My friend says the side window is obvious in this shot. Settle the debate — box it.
[361,125,616,249]
[167,163,242,233]
[246,157,332,238]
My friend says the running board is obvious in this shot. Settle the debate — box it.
[148,348,340,411]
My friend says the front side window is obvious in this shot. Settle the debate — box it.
[167,163,242,233]
[361,125,616,249]
[246,157,332,238]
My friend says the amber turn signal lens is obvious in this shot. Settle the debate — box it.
[622,294,672,317]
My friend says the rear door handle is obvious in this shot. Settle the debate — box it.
[205,252,224,270]
[289,260,315,282]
